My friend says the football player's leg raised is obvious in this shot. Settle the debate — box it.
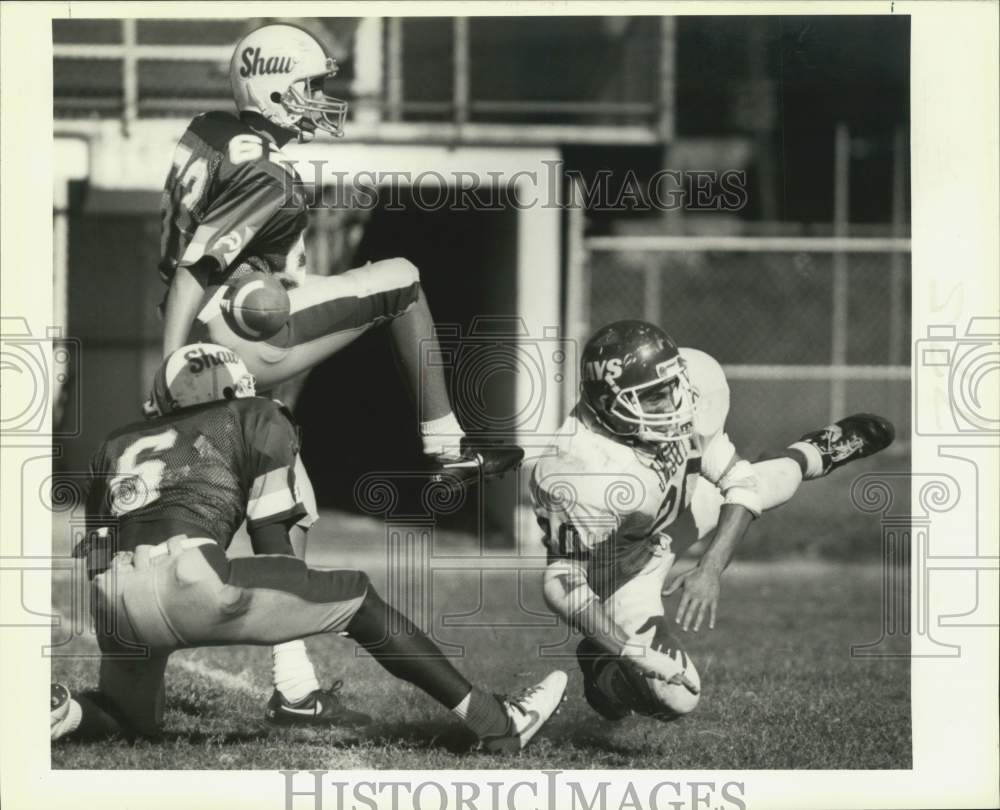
[197,259,523,486]
[195,258,421,389]
[752,413,895,507]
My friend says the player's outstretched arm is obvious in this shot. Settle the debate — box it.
[665,503,754,632]
[543,557,630,655]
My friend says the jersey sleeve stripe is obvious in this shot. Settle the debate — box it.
[247,468,301,522]
[247,487,299,522]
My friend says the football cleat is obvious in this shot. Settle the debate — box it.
[51,682,74,741]
[797,413,896,476]
[576,639,631,721]
[427,439,525,493]
[265,681,372,728]
[480,671,568,753]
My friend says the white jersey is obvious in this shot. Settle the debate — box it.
[530,348,737,578]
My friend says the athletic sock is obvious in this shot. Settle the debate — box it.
[272,640,320,704]
[420,411,465,457]
[786,441,825,480]
[346,588,474,708]
[450,688,510,739]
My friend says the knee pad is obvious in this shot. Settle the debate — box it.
[359,257,420,292]
[386,257,420,284]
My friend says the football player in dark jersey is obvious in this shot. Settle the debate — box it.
[159,22,521,489]
[51,344,567,750]
[158,22,522,725]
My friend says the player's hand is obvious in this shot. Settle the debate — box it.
[665,565,721,632]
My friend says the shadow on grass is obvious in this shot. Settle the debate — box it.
[157,718,477,754]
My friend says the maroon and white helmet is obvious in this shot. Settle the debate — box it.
[145,344,255,417]
[229,23,348,138]
[580,320,694,444]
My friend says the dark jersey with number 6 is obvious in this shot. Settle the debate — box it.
[85,397,306,551]
[158,111,308,285]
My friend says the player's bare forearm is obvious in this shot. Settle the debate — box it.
[162,264,210,356]
[667,504,753,631]
[699,503,754,575]
[543,558,630,656]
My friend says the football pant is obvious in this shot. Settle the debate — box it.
[91,536,369,737]
[191,258,420,390]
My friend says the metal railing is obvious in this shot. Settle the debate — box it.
[54,17,676,144]
[567,230,911,426]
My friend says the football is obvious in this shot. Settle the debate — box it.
[581,616,701,721]
[220,270,291,341]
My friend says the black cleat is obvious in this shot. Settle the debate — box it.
[576,639,631,722]
[798,413,895,476]
[265,681,372,728]
[426,439,525,493]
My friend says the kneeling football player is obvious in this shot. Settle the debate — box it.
[51,344,566,751]
[531,320,894,721]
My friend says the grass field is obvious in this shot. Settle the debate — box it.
[50,511,910,771]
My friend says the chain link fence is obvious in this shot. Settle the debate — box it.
[585,246,910,367]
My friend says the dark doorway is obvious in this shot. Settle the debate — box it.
[294,186,519,532]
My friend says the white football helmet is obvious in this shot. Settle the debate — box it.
[229,23,348,139]
[145,344,256,417]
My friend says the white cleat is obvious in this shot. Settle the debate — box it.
[481,670,568,753]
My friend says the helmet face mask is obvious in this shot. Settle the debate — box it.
[281,70,349,138]
[581,320,694,446]
[145,344,256,418]
[608,371,694,444]
[230,24,348,140]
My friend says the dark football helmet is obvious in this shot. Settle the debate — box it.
[580,320,693,444]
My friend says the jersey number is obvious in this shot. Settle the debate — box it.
[228,133,264,164]
[169,143,209,210]
[109,429,178,515]
[538,517,591,558]
[651,457,701,535]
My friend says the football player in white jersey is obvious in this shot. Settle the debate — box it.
[531,320,895,721]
